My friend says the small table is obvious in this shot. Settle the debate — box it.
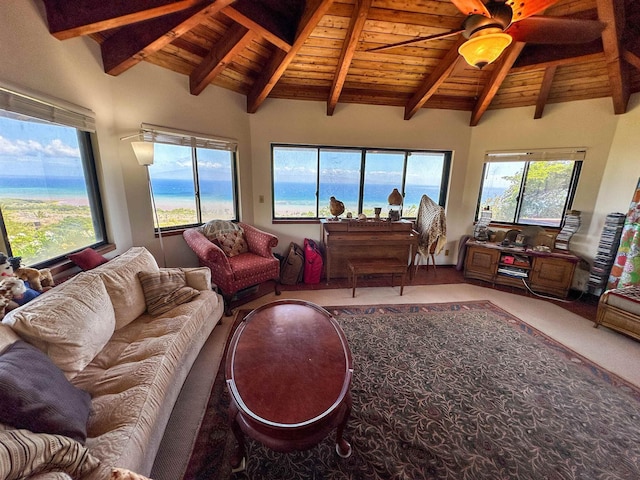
[225,300,353,470]
[348,257,408,297]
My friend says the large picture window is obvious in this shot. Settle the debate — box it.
[141,124,239,230]
[0,85,105,267]
[476,150,584,227]
[272,145,451,220]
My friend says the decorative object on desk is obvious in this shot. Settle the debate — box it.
[387,188,403,221]
[416,194,447,269]
[329,196,345,221]
[357,213,367,221]
[473,206,492,241]
[374,207,382,221]
[346,212,352,219]
[387,188,403,206]
[555,210,581,250]
[520,225,546,247]
[608,178,640,289]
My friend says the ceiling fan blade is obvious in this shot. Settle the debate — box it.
[508,0,561,22]
[507,17,606,44]
[450,0,490,17]
[367,29,464,52]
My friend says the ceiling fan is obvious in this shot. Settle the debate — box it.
[368,0,606,69]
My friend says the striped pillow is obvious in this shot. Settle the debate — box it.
[137,269,200,316]
[0,429,100,480]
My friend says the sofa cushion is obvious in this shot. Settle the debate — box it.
[183,267,211,291]
[0,323,20,352]
[92,247,159,330]
[68,248,109,270]
[72,290,221,477]
[0,341,92,443]
[3,273,116,380]
[0,429,100,480]
[138,269,200,316]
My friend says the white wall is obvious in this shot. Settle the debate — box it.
[0,1,252,267]
[2,0,640,270]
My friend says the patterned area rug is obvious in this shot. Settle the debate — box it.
[184,301,640,480]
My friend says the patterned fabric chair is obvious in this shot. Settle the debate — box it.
[183,222,280,316]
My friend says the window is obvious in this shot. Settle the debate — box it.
[140,124,239,230]
[476,149,584,227]
[272,145,451,219]
[0,85,106,267]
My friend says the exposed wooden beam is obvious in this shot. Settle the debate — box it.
[223,6,292,52]
[247,0,335,114]
[101,0,235,76]
[596,0,630,114]
[470,42,526,126]
[190,24,255,95]
[42,0,210,40]
[404,38,466,120]
[534,65,557,119]
[327,0,372,116]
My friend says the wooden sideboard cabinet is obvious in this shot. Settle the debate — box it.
[321,219,418,282]
[464,240,579,298]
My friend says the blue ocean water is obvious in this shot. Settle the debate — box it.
[2,176,506,213]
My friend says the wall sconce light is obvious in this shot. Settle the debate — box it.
[131,141,154,166]
[458,28,512,69]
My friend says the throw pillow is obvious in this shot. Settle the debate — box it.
[215,230,249,257]
[0,341,92,443]
[138,269,200,316]
[199,219,242,242]
[67,247,109,270]
[0,429,100,480]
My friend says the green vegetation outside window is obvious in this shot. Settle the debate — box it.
[476,150,584,227]
[272,145,451,220]
[0,86,106,267]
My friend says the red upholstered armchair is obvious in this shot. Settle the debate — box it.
[183,222,280,315]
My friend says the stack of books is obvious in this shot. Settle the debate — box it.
[555,210,581,250]
[588,212,626,296]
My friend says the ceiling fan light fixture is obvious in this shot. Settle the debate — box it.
[458,29,513,69]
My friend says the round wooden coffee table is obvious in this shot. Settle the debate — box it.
[225,299,353,470]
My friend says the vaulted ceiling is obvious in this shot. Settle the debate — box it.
[40,0,640,125]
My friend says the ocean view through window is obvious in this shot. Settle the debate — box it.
[272,145,451,220]
[0,92,105,267]
[143,126,238,230]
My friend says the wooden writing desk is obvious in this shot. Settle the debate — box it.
[321,219,418,283]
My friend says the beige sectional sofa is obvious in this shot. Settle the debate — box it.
[0,247,224,479]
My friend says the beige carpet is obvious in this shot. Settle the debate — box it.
[151,284,640,480]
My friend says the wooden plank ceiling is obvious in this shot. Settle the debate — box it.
[40,0,640,125]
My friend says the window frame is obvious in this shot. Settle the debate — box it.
[0,83,107,268]
[271,144,452,221]
[139,124,240,232]
[475,149,585,228]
